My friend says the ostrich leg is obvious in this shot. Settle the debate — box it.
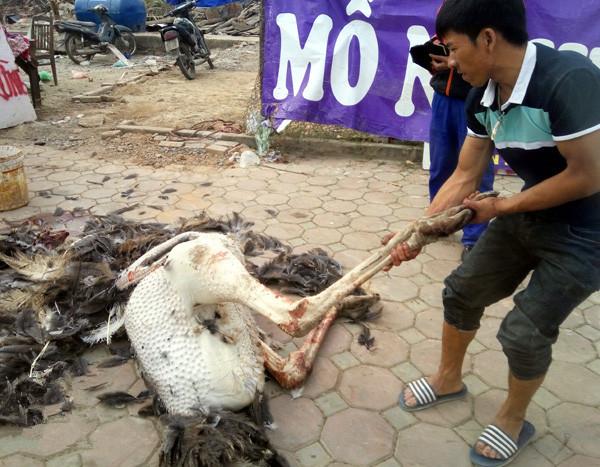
[260,291,380,389]
[260,306,339,390]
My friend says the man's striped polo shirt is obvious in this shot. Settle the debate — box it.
[465,42,600,228]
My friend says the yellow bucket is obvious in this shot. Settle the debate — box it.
[0,146,29,212]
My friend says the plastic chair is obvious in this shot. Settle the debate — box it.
[30,14,57,85]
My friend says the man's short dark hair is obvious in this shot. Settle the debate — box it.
[436,0,528,46]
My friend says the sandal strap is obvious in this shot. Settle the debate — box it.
[407,378,437,406]
[478,424,518,459]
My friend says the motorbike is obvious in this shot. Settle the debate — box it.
[150,1,214,80]
[54,4,136,65]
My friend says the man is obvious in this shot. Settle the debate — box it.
[428,43,495,260]
[387,0,600,465]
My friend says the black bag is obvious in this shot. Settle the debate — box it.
[410,39,449,71]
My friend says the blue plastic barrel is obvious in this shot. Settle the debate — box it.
[74,0,147,32]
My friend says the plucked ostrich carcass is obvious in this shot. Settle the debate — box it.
[0,193,495,466]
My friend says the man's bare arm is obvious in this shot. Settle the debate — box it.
[465,130,600,223]
[428,135,495,215]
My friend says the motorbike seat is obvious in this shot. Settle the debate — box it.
[60,20,98,28]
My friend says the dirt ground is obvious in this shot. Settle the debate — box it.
[1,41,260,167]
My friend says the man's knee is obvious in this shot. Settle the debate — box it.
[497,307,558,379]
[442,273,484,331]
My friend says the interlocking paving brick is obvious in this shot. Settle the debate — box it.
[82,417,159,467]
[330,189,361,201]
[587,359,600,376]
[577,324,600,341]
[337,177,369,189]
[562,309,585,330]
[472,350,509,389]
[398,328,426,345]
[268,396,323,451]
[265,223,304,241]
[467,339,487,355]
[545,361,600,406]
[372,302,415,332]
[288,196,323,210]
[295,442,331,467]
[223,189,257,203]
[333,249,370,269]
[414,396,472,427]
[534,433,573,465]
[0,454,44,467]
[414,309,444,339]
[455,419,484,445]
[323,200,357,214]
[331,351,360,370]
[363,191,398,205]
[306,176,337,187]
[418,282,444,308]
[395,422,470,466]
[357,203,393,217]
[316,324,352,357]
[315,392,348,416]
[0,413,96,458]
[94,164,128,175]
[462,374,490,397]
[473,317,503,351]
[382,406,417,430]
[207,201,245,217]
[547,403,600,458]
[368,181,398,195]
[339,365,403,410]
[303,227,343,245]
[278,172,308,184]
[411,339,471,377]
[532,387,561,410]
[28,180,60,191]
[349,216,389,232]
[341,231,382,250]
[422,259,459,282]
[45,452,83,467]
[510,446,554,466]
[375,457,401,467]
[349,330,408,367]
[322,409,394,465]
[391,361,422,383]
[393,206,424,221]
[256,193,290,206]
[369,276,418,302]
[558,455,600,466]
[423,241,462,261]
[276,209,314,223]
[553,329,596,364]
[301,357,339,399]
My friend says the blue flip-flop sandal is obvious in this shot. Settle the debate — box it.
[470,420,536,467]
[398,377,468,412]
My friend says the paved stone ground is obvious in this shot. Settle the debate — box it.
[0,145,599,467]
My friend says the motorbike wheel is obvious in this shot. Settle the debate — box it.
[196,33,215,70]
[65,34,94,65]
[114,31,137,58]
[177,43,196,80]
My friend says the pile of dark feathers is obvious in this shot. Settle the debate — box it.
[0,208,379,467]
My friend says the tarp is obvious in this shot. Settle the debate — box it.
[262,0,600,142]
[0,28,36,130]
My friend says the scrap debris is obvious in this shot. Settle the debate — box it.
[197,0,261,36]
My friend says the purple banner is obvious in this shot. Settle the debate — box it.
[262,0,600,142]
